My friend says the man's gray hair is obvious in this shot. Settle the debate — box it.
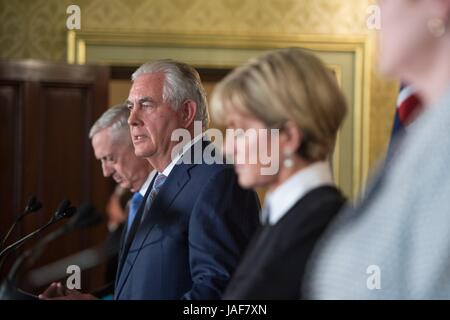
[89,103,130,140]
[132,59,210,129]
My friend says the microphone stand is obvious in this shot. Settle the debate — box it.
[0,196,42,250]
[7,204,101,286]
[0,201,76,300]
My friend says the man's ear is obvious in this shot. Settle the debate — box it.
[280,120,303,154]
[179,100,197,129]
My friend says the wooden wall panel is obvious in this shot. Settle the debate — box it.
[0,83,22,239]
[0,60,114,293]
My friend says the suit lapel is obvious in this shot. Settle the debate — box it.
[114,163,193,298]
[114,138,212,298]
[113,221,128,286]
[114,181,153,294]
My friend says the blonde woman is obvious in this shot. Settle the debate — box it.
[304,0,450,299]
[211,47,347,299]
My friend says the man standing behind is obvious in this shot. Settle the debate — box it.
[116,59,260,299]
[90,104,154,233]
[39,104,154,300]
[90,104,152,199]
[90,104,154,298]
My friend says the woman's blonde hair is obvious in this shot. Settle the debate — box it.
[211,47,347,162]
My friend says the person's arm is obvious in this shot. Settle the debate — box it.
[182,168,260,300]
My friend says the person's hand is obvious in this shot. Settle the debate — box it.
[38,282,97,300]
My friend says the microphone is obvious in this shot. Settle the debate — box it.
[24,196,43,214]
[53,199,74,221]
[0,199,76,272]
[0,196,42,249]
[6,203,102,284]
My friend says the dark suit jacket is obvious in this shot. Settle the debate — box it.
[114,142,260,300]
[223,186,346,300]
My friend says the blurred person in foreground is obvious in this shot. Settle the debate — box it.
[211,47,347,299]
[303,0,450,299]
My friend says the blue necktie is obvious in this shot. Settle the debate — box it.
[127,192,143,232]
[141,173,167,223]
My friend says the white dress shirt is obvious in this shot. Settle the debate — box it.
[138,170,157,196]
[138,134,205,223]
[263,161,334,225]
[162,133,205,177]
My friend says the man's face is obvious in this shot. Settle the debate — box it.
[127,73,183,165]
[91,127,147,192]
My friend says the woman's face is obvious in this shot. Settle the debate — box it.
[224,109,280,189]
[378,0,432,78]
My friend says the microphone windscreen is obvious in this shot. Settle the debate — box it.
[69,203,102,229]
[20,196,42,219]
[57,206,77,220]
[30,201,42,213]
[24,196,37,213]
[54,199,71,219]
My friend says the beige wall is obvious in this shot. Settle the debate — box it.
[0,0,398,172]
[109,80,131,107]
